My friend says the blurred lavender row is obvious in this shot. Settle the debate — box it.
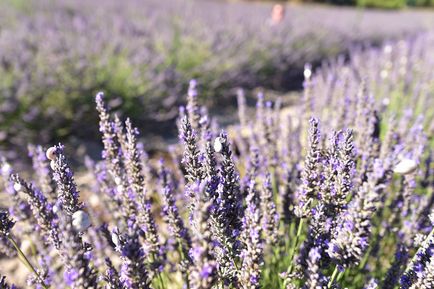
[0,0,433,155]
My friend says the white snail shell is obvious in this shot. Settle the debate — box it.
[52,204,60,214]
[50,160,56,171]
[114,177,122,186]
[46,147,57,161]
[72,210,91,232]
[13,182,22,192]
[112,233,120,247]
[213,137,224,153]
[393,158,418,175]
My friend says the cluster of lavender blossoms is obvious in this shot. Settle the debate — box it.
[0,33,433,289]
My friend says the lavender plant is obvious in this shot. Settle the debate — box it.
[0,32,433,289]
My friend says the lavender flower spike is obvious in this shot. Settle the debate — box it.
[47,144,98,288]
[304,247,327,289]
[112,219,152,289]
[400,214,434,289]
[179,115,203,184]
[188,181,218,289]
[215,131,243,239]
[295,117,321,218]
[124,118,160,258]
[260,173,279,245]
[239,174,263,289]
[187,79,201,131]
[0,210,14,238]
[11,174,61,250]
[61,216,99,289]
[49,144,83,216]
[159,161,192,272]
[104,258,125,289]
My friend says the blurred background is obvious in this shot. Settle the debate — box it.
[0,0,433,161]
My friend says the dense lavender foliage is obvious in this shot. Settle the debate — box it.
[1,0,434,152]
[0,31,433,289]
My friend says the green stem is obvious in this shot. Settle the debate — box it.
[283,218,304,288]
[157,273,165,289]
[358,245,372,270]
[178,242,190,289]
[8,236,49,289]
[337,270,345,282]
[271,167,279,198]
[151,252,166,289]
[327,266,339,288]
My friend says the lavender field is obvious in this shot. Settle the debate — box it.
[0,0,434,288]
[1,0,434,154]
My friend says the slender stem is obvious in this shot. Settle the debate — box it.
[178,242,190,289]
[337,270,345,282]
[157,273,165,289]
[151,252,166,289]
[358,245,372,270]
[327,265,339,288]
[283,218,304,287]
[287,218,304,274]
[283,218,305,287]
[8,236,49,289]
[271,167,278,198]
[233,255,240,271]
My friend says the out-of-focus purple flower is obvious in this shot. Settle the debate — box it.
[159,161,192,273]
[104,258,124,289]
[188,181,219,289]
[239,161,263,289]
[260,173,279,245]
[186,79,201,132]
